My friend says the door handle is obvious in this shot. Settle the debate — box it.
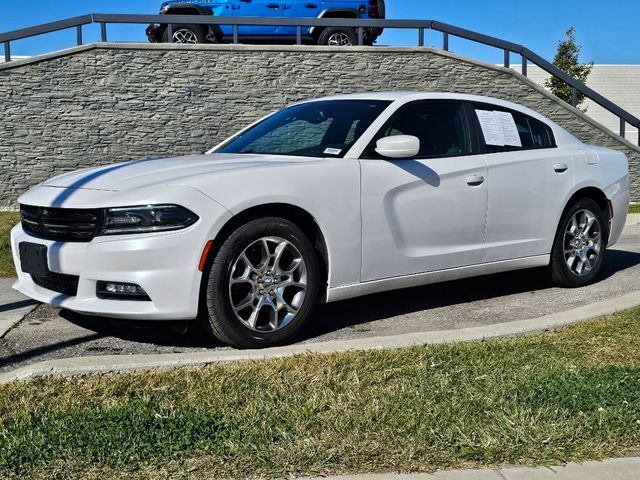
[466,175,485,187]
[305,3,318,7]
[232,4,241,8]
[553,163,569,173]
[266,3,280,8]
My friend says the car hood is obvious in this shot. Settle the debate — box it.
[42,154,317,192]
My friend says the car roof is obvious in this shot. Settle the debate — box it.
[309,91,539,113]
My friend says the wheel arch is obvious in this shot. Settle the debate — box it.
[562,186,610,220]
[200,203,330,305]
[310,9,360,38]
[161,4,221,41]
[162,4,213,16]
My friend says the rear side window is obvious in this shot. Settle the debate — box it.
[364,101,471,159]
[472,104,556,153]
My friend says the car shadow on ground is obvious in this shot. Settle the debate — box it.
[52,248,640,348]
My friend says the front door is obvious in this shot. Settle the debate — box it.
[360,101,489,281]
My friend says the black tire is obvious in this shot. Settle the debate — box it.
[550,197,608,288]
[163,24,207,44]
[201,217,321,349]
[317,27,358,46]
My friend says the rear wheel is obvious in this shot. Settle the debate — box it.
[202,217,321,348]
[163,24,206,44]
[318,27,358,46]
[550,198,608,287]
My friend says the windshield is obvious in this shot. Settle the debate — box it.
[216,100,392,158]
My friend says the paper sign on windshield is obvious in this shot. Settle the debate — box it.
[475,110,522,147]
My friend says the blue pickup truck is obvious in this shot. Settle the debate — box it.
[146,0,385,46]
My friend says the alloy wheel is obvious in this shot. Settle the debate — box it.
[172,29,199,44]
[563,209,602,276]
[228,236,307,332]
[327,32,353,46]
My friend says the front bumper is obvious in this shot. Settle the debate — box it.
[146,23,165,43]
[11,190,232,321]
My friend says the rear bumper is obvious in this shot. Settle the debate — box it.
[606,174,630,247]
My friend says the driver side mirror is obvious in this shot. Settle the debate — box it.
[375,135,420,159]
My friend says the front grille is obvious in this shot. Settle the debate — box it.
[31,271,79,296]
[20,204,100,242]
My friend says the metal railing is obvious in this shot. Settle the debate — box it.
[1,13,639,145]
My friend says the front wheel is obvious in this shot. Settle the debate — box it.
[550,198,608,287]
[202,217,321,348]
[318,27,358,46]
[163,24,206,44]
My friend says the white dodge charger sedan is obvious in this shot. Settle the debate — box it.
[11,92,629,348]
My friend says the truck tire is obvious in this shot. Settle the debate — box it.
[163,24,207,44]
[318,27,358,46]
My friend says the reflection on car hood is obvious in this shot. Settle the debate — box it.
[42,154,317,192]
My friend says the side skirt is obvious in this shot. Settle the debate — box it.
[324,255,550,303]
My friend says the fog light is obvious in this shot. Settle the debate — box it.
[97,281,151,301]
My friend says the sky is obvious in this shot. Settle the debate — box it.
[1,0,639,64]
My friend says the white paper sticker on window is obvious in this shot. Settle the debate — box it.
[324,148,342,156]
[494,111,522,147]
[475,110,505,146]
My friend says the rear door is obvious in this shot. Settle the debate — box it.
[472,103,575,262]
[232,0,284,36]
[279,2,322,36]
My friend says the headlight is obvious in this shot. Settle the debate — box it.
[97,205,198,236]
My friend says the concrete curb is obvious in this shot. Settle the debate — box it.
[296,457,640,479]
[2,290,640,385]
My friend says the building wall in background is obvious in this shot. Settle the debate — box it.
[521,65,640,142]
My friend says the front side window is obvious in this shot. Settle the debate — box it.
[217,100,391,158]
[363,101,471,159]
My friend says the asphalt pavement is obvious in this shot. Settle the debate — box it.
[1,223,639,374]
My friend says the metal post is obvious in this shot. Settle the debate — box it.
[571,87,577,107]
[358,27,364,46]
[503,49,510,68]
[3,42,9,62]
[296,26,302,45]
[233,24,238,44]
[620,118,625,138]
[521,55,527,76]
[418,28,424,47]
[76,25,83,46]
[442,32,449,51]
[167,23,173,40]
[100,22,107,42]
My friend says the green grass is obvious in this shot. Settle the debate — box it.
[0,212,19,278]
[630,204,640,214]
[1,309,639,479]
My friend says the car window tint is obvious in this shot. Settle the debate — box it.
[373,102,471,158]
[512,112,534,149]
[529,116,554,148]
[218,100,391,158]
